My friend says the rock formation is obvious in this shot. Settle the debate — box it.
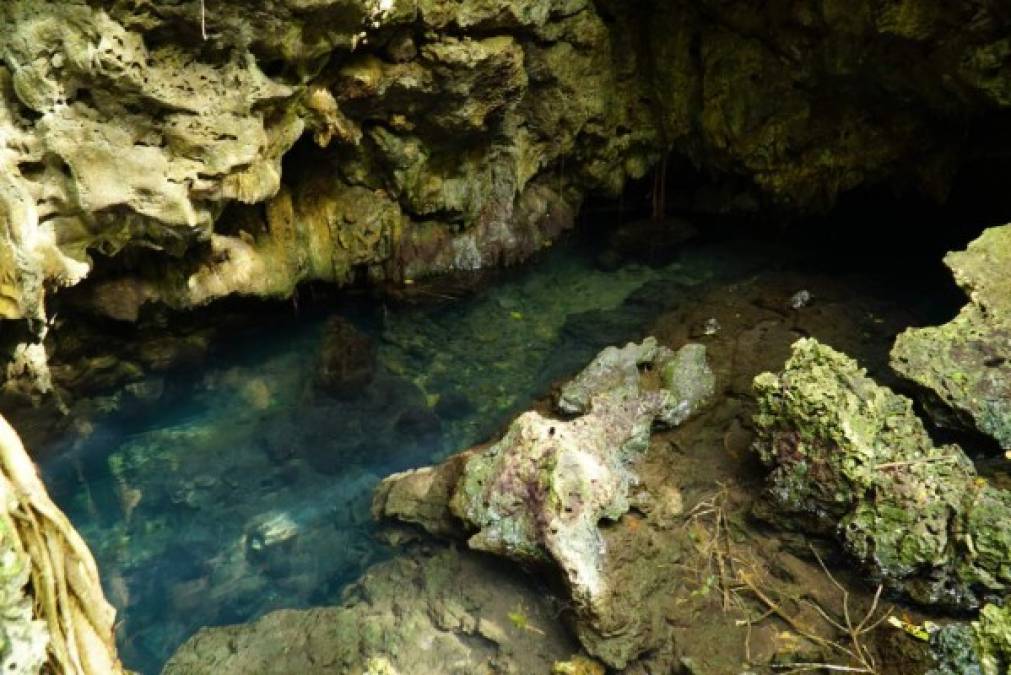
[892,223,1011,450]
[929,604,1011,675]
[753,338,1011,609]
[374,337,714,667]
[3,0,1011,399]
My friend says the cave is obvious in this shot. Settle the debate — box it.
[2,2,1011,674]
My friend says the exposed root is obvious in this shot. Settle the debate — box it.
[681,487,892,674]
[735,546,892,674]
[0,415,123,674]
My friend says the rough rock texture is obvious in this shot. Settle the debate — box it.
[163,545,581,675]
[374,337,713,667]
[892,223,1011,449]
[929,604,1011,675]
[753,338,1011,609]
[4,0,1011,399]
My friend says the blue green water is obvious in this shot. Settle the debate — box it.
[38,240,769,674]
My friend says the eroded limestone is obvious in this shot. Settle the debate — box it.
[754,338,1011,609]
[892,224,1011,449]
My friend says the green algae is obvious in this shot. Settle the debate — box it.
[754,337,1011,608]
[892,224,1011,449]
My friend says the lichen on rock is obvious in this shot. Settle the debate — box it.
[891,223,1011,449]
[929,604,1011,675]
[753,337,1011,609]
[374,337,713,666]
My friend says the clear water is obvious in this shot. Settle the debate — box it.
[37,240,770,674]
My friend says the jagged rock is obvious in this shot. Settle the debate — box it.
[753,338,1011,609]
[374,338,713,667]
[892,224,1011,449]
[929,604,1011,675]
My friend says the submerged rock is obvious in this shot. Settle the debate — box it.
[316,316,376,398]
[892,224,1011,449]
[164,546,578,675]
[753,338,1011,609]
[374,337,713,667]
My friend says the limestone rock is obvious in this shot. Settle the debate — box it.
[754,338,1011,609]
[375,338,713,666]
[892,224,1011,449]
[163,547,577,675]
[0,499,47,675]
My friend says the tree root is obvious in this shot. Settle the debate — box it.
[0,415,123,674]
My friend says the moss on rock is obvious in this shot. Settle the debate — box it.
[754,337,1011,608]
[892,224,1011,449]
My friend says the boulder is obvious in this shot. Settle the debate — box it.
[754,338,1011,609]
[892,224,1011,449]
[374,338,713,667]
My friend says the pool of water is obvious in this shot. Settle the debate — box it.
[36,238,778,673]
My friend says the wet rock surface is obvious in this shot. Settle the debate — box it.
[892,223,1011,450]
[929,604,1011,675]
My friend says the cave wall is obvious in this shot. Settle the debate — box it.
[2,0,1010,399]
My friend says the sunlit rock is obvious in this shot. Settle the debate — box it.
[754,338,1011,609]
[892,224,1011,449]
[374,337,713,667]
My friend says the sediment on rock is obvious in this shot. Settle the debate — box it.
[891,223,1011,450]
[753,337,1011,610]
[374,337,714,667]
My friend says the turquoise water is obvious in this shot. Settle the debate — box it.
[38,239,769,673]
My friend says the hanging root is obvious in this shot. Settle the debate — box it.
[0,415,123,674]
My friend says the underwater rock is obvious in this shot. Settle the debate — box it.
[163,546,577,675]
[753,337,1011,609]
[375,337,713,667]
[929,604,1011,675]
[316,316,376,398]
[891,224,1011,449]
